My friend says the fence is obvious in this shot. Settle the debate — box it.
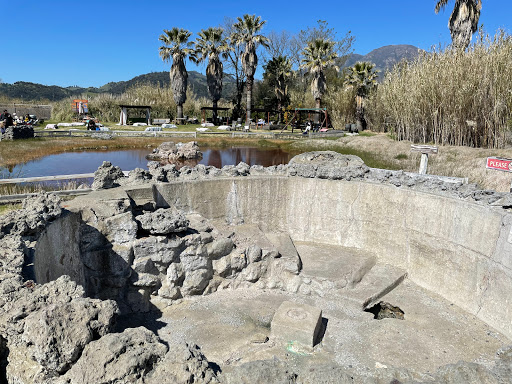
[0,103,52,120]
[34,129,346,140]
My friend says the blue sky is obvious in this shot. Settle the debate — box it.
[2,0,511,87]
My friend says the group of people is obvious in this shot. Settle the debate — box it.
[0,110,37,130]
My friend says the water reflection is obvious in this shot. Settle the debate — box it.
[1,146,296,180]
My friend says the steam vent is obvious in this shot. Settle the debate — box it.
[1,151,511,383]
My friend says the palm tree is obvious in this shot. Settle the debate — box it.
[300,38,338,122]
[345,61,379,131]
[159,28,193,120]
[263,56,292,123]
[435,0,482,50]
[193,27,230,124]
[232,14,269,125]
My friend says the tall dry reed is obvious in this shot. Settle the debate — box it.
[366,30,512,148]
[51,83,232,123]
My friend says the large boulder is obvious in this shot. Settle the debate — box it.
[147,141,202,162]
[136,208,189,235]
[21,298,118,374]
[0,193,61,236]
[91,161,125,190]
[287,151,369,180]
[58,327,167,384]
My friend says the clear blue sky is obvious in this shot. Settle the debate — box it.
[2,0,511,87]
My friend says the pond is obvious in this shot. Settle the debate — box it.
[1,146,297,180]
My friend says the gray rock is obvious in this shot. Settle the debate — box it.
[121,167,152,186]
[143,342,219,384]
[288,151,368,180]
[101,211,138,245]
[0,193,62,236]
[133,236,184,266]
[181,269,212,296]
[147,141,202,161]
[0,276,85,336]
[22,298,118,374]
[136,208,189,235]
[207,237,234,260]
[247,245,262,263]
[60,327,168,384]
[91,161,125,190]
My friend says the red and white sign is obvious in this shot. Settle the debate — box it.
[486,157,512,172]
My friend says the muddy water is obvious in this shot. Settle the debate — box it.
[1,146,296,180]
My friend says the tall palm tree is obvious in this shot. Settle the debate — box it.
[232,14,269,125]
[345,61,379,131]
[300,38,338,122]
[263,56,292,123]
[435,0,482,50]
[193,27,230,124]
[159,28,193,120]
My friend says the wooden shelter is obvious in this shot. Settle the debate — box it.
[281,108,330,132]
[118,105,152,125]
[200,107,230,125]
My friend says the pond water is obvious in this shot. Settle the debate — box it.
[1,146,297,180]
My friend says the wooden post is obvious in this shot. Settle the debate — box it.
[411,145,438,175]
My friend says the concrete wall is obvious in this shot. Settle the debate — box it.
[155,177,512,339]
[34,211,86,287]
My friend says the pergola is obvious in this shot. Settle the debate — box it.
[118,105,152,125]
[281,108,329,132]
[200,107,230,124]
[251,108,280,124]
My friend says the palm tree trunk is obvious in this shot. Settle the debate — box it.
[277,101,282,124]
[212,100,218,125]
[246,77,253,126]
[177,104,184,121]
[314,98,321,124]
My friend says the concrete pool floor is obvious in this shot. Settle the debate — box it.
[142,242,509,378]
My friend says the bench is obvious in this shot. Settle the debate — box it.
[152,118,170,124]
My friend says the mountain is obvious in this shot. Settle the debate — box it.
[342,44,422,72]
[0,71,236,102]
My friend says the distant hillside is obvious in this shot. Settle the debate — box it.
[0,45,421,101]
[343,44,422,72]
[0,71,236,102]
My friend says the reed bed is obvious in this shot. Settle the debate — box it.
[51,84,232,123]
[366,30,512,148]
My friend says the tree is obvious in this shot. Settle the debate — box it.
[159,28,193,120]
[193,27,230,124]
[263,56,292,123]
[345,62,379,131]
[300,39,338,122]
[435,0,482,50]
[232,14,269,125]
[223,18,246,121]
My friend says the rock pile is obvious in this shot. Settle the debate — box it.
[1,152,512,383]
[146,141,203,162]
[1,125,34,140]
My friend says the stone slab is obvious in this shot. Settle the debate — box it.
[270,300,322,347]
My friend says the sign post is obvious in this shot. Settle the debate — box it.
[486,157,512,192]
[411,145,438,174]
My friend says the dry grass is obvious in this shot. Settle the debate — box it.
[293,133,512,192]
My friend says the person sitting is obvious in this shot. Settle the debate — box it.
[87,119,96,130]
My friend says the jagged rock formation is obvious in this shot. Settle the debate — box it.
[146,141,203,162]
[0,153,511,383]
